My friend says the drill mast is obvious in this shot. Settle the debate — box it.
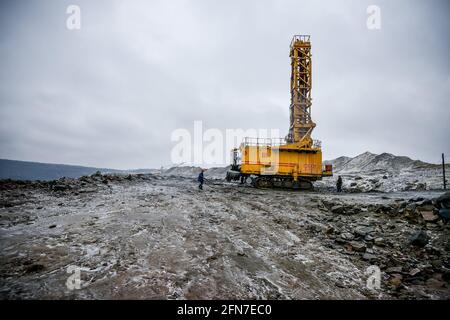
[287,35,315,146]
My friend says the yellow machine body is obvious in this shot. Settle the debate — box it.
[239,144,330,181]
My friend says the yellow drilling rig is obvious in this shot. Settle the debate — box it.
[226,35,332,189]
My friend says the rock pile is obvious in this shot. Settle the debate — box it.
[316,193,450,298]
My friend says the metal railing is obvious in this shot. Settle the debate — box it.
[241,137,322,149]
[241,137,286,147]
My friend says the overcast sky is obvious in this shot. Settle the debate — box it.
[0,0,449,169]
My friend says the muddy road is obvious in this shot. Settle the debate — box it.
[0,174,449,299]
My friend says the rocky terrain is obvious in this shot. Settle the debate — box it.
[0,171,449,299]
[320,152,449,192]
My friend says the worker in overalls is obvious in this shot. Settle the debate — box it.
[336,175,343,193]
[198,169,205,190]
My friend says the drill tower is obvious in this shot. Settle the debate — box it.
[287,35,315,146]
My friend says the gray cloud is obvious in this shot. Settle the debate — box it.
[1,0,449,169]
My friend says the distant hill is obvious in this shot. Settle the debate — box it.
[319,152,449,192]
[0,159,156,181]
[324,152,445,174]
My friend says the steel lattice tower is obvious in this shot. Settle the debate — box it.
[287,35,316,145]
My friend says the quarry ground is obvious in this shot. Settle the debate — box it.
[0,174,449,299]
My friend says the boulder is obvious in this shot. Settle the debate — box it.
[386,266,402,274]
[331,205,345,214]
[389,274,403,288]
[376,204,394,214]
[52,184,70,192]
[25,263,45,273]
[354,226,375,237]
[91,171,102,177]
[348,241,366,252]
[340,232,355,241]
[420,211,439,222]
[409,230,430,247]
[437,208,450,222]
[374,237,385,246]
[434,192,450,209]
[409,268,421,276]
[325,226,335,234]
[362,253,377,262]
